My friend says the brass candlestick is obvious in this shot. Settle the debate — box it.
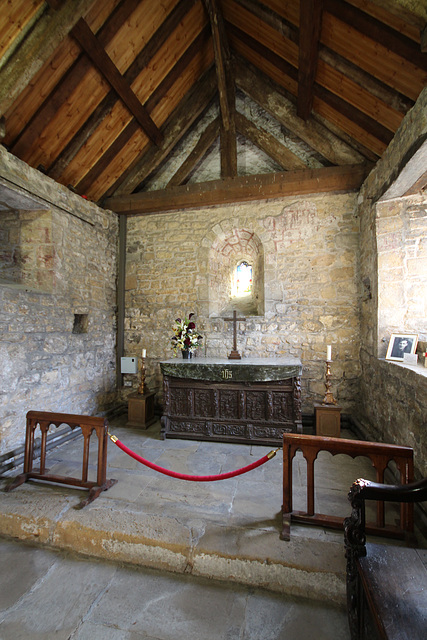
[138,357,148,395]
[322,360,337,405]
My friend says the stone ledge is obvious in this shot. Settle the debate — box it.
[0,480,346,606]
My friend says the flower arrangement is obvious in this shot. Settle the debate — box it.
[171,313,203,355]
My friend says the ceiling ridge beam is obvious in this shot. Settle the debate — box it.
[70,18,162,146]
[9,0,141,156]
[104,164,370,215]
[297,0,323,121]
[167,116,220,187]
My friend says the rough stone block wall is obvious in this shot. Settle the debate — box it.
[124,192,361,416]
[377,195,427,345]
[357,87,427,477]
[0,148,118,456]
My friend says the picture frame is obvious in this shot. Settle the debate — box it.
[385,333,418,361]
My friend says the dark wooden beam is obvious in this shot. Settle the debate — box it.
[79,31,213,197]
[167,117,220,187]
[204,0,237,177]
[102,67,217,199]
[233,0,298,43]
[235,111,307,170]
[318,47,413,115]
[421,25,427,53]
[70,18,162,146]
[325,0,427,70]
[314,84,394,145]
[228,22,298,84]
[235,59,366,165]
[48,0,198,180]
[204,0,232,130]
[104,164,370,215]
[403,169,427,196]
[297,0,323,120]
[10,0,141,156]
[45,0,66,9]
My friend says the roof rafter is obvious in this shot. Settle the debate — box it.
[9,0,142,158]
[297,0,323,121]
[48,0,198,181]
[167,116,220,187]
[70,18,162,146]
[103,67,218,199]
[235,59,366,166]
[204,0,237,177]
[235,111,308,170]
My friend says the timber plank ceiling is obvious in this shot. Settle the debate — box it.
[0,0,426,213]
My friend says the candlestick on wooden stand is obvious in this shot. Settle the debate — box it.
[127,351,156,430]
[315,349,341,437]
[137,355,148,395]
[322,359,337,406]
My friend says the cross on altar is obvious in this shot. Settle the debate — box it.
[224,310,246,360]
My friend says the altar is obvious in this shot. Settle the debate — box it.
[160,357,302,445]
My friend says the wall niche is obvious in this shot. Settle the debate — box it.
[208,227,265,317]
[0,209,54,293]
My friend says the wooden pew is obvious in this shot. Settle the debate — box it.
[344,477,427,639]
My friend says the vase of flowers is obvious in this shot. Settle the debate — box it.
[171,313,203,357]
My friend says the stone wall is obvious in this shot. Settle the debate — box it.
[124,191,361,416]
[0,147,118,456]
[357,87,427,477]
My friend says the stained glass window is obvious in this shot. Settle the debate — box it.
[236,261,252,295]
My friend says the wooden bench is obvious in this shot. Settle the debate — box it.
[344,477,427,639]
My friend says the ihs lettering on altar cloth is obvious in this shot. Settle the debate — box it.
[224,310,246,360]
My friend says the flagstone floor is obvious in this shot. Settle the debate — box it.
[1,415,426,639]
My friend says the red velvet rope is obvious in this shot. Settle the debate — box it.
[111,436,276,482]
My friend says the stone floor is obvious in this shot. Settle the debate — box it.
[0,537,351,640]
[0,415,425,639]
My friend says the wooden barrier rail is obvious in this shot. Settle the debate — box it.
[5,411,117,508]
[281,433,414,541]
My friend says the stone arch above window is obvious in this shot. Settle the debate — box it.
[208,228,264,317]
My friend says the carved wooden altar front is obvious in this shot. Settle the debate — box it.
[160,358,302,445]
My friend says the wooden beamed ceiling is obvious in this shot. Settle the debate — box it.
[0,0,426,214]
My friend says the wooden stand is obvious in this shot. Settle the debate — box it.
[126,391,156,429]
[314,403,342,437]
[5,411,117,508]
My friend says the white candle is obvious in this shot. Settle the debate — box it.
[327,345,332,361]
[142,349,146,358]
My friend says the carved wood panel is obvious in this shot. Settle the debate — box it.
[161,374,302,445]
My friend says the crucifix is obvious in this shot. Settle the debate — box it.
[224,310,246,360]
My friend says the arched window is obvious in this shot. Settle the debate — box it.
[208,228,264,317]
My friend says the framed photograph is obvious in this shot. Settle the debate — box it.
[386,333,418,361]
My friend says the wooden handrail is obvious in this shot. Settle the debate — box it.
[281,433,414,541]
[5,411,117,508]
